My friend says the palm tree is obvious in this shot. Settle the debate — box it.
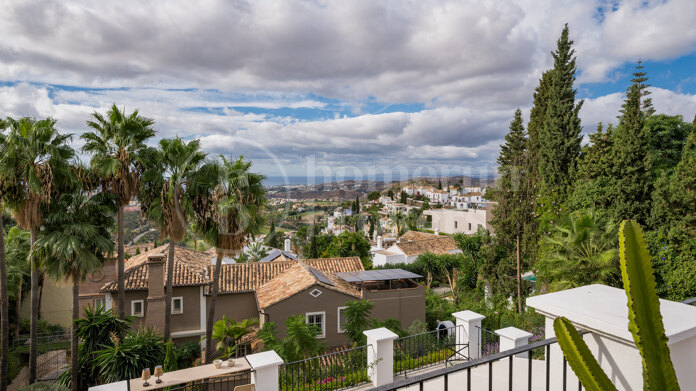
[538,210,619,291]
[415,252,440,289]
[5,226,30,338]
[0,123,7,391]
[0,117,74,383]
[81,104,155,319]
[191,156,266,362]
[140,138,206,340]
[36,191,115,391]
[212,316,258,359]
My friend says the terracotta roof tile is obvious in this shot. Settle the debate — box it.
[216,257,364,294]
[101,245,210,292]
[256,262,361,309]
[395,237,458,256]
[399,230,439,242]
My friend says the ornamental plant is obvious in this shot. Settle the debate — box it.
[554,221,680,390]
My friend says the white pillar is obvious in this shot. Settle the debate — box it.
[453,310,485,360]
[284,238,291,252]
[246,351,284,391]
[496,326,533,358]
[364,327,398,387]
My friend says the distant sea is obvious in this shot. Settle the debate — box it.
[263,174,494,187]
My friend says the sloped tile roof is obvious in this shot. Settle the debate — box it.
[399,230,439,242]
[256,262,361,309]
[395,237,459,256]
[101,245,210,292]
[216,257,364,294]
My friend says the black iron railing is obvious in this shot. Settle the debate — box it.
[476,325,499,357]
[163,370,252,391]
[368,335,584,391]
[393,325,467,376]
[280,344,372,391]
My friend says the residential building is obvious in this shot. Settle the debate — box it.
[426,189,450,204]
[90,245,424,348]
[425,206,495,235]
[372,231,461,266]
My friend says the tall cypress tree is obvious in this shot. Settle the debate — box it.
[566,123,615,214]
[523,69,552,265]
[668,130,696,228]
[536,24,583,231]
[489,109,531,312]
[610,62,653,224]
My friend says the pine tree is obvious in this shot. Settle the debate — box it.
[610,62,654,224]
[489,108,531,312]
[536,24,583,231]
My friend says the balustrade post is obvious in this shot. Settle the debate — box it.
[453,310,485,359]
[364,327,398,387]
[246,350,284,391]
[495,326,533,358]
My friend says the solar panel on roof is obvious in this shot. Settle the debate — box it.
[335,269,422,282]
[308,267,334,286]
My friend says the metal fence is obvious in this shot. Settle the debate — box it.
[393,325,467,376]
[477,326,500,357]
[163,370,252,391]
[279,344,372,391]
[11,330,71,349]
[369,334,584,391]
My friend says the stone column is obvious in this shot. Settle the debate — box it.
[246,351,284,391]
[145,253,166,332]
[364,327,398,387]
[496,326,533,358]
[453,310,485,359]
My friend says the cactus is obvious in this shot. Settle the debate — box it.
[554,220,680,391]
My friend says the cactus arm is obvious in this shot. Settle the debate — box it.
[619,221,680,391]
[554,317,618,391]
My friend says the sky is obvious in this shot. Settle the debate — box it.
[1,0,695,182]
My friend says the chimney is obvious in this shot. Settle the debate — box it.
[434,228,440,235]
[284,238,291,253]
[145,253,166,332]
[377,236,383,249]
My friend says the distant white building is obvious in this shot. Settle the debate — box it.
[403,184,431,197]
[426,189,450,204]
[372,231,461,266]
[450,192,484,210]
[424,206,495,235]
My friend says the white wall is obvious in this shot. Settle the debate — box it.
[425,209,488,234]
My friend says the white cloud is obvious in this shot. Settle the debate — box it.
[1,0,695,174]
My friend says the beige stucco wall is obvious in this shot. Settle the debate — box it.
[20,276,73,328]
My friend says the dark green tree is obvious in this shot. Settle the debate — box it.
[323,232,371,267]
[566,123,615,217]
[367,191,381,201]
[265,220,282,249]
[536,24,583,233]
[488,109,531,312]
[400,191,407,204]
[610,62,654,224]
[437,179,442,190]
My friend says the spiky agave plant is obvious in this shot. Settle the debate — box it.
[554,221,680,391]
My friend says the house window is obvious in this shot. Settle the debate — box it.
[454,221,458,229]
[172,297,183,314]
[468,223,472,231]
[94,298,105,309]
[131,300,144,317]
[306,312,326,338]
[337,307,348,333]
